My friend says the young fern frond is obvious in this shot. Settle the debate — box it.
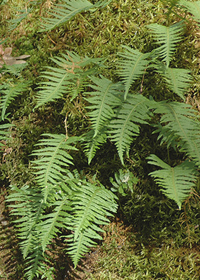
[155,62,192,100]
[0,81,29,120]
[66,180,118,267]
[117,46,150,99]
[147,22,184,67]
[31,134,79,203]
[180,0,200,25]
[109,94,151,165]
[85,75,122,137]
[35,52,102,108]
[41,0,111,31]
[148,154,197,209]
[153,101,200,167]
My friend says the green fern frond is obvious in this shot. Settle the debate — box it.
[41,0,111,31]
[153,101,200,167]
[83,128,107,164]
[32,134,79,203]
[148,154,197,209]
[35,52,102,108]
[155,62,192,100]
[147,22,184,67]
[25,243,46,280]
[40,193,72,251]
[117,46,150,99]
[6,185,44,258]
[85,75,122,137]
[109,94,151,165]
[180,0,200,24]
[0,81,29,120]
[67,180,118,267]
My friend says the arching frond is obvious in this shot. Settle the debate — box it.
[66,180,118,267]
[31,134,79,203]
[0,81,29,120]
[85,75,122,137]
[147,22,184,67]
[117,46,150,99]
[148,154,197,209]
[41,0,111,31]
[155,62,192,100]
[153,101,200,167]
[109,94,151,165]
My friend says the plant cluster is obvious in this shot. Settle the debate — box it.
[0,0,200,279]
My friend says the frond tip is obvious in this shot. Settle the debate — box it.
[147,154,197,209]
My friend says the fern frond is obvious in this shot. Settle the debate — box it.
[6,185,44,258]
[148,154,197,209]
[155,62,192,100]
[40,192,72,251]
[153,101,200,167]
[147,22,184,67]
[117,46,150,99]
[83,128,107,164]
[85,75,122,137]
[25,243,46,280]
[32,134,79,203]
[109,94,151,165]
[36,52,102,108]
[67,180,118,267]
[41,0,111,31]
[0,81,29,120]
[180,0,200,24]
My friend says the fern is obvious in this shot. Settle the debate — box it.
[83,127,107,164]
[117,46,150,99]
[0,81,29,120]
[147,21,184,67]
[85,75,122,137]
[41,0,111,31]
[109,94,151,165]
[7,185,45,280]
[40,192,72,252]
[148,154,197,209]
[152,101,200,167]
[66,180,118,267]
[35,52,102,108]
[31,134,79,203]
[155,62,192,100]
